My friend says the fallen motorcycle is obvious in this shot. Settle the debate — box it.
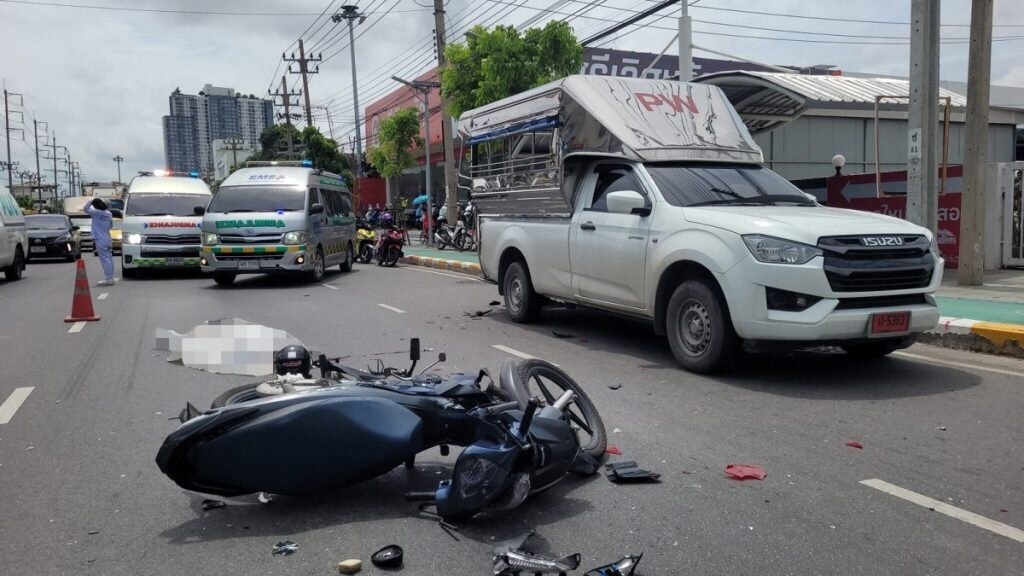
[155,339,607,520]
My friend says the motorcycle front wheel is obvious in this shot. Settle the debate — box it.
[515,360,607,460]
[385,245,401,267]
[358,242,374,263]
[211,383,264,408]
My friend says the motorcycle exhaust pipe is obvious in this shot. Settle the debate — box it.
[552,390,575,412]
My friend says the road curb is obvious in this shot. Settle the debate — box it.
[920,316,1024,358]
[400,254,482,275]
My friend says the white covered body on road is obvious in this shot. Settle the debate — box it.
[461,75,942,373]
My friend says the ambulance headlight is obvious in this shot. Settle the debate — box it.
[126,234,144,245]
[283,231,308,245]
[202,233,220,246]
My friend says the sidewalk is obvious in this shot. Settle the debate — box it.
[396,245,1024,356]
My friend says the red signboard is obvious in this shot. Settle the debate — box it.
[826,167,963,268]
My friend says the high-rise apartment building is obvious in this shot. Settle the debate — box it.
[162,85,274,175]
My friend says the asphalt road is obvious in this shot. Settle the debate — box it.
[1,255,1022,575]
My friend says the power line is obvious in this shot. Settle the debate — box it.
[693,3,1024,28]
[0,0,327,15]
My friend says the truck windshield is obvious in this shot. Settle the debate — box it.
[646,163,815,207]
[126,193,209,217]
[206,186,306,213]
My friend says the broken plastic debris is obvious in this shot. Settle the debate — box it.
[87,530,100,535]
[464,309,492,318]
[605,461,661,483]
[612,427,622,434]
[155,318,307,376]
[552,331,574,339]
[370,545,404,568]
[258,492,274,504]
[607,383,622,390]
[937,426,947,431]
[337,558,362,573]
[201,499,226,511]
[492,530,581,575]
[584,553,643,576]
[845,441,864,449]
[272,540,298,556]
[489,300,501,306]
[606,446,622,456]
[725,464,766,481]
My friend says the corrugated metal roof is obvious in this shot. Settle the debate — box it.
[697,71,967,107]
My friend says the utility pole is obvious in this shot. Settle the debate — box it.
[312,105,336,140]
[332,5,365,178]
[285,39,322,127]
[33,119,45,208]
[393,76,440,245]
[958,0,993,285]
[224,137,247,171]
[433,0,459,213]
[113,155,124,183]
[907,0,940,235]
[678,0,693,81]
[3,88,20,193]
[270,76,301,160]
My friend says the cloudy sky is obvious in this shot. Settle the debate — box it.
[1,0,1023,191]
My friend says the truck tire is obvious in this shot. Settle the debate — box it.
[122,266,138,279]
[666,280,738,374]
[339,243,354,272]
[4,248,25,281]
[504,261,541,323]
[306,247,326,282]
[213,272,236,286]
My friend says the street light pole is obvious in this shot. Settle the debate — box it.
[113,155,124,184]
[393,76,441,246]
[332,5,365,179]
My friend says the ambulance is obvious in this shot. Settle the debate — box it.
[121,171,212,278]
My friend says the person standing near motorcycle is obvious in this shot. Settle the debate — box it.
[85,198,116,286]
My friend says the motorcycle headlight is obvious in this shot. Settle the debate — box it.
[202,233,220,246]
[743,235,822,265]
[126,233,144,245]
[282,231,308,245]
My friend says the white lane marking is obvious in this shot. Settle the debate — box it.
[860,478,1024,543]
[322,283,339,290]
[894,351,1023,378]
[97,293,109,300]
[0,387,34,425]
[401,266,485,282]
[67,321,86,334]
[377,304,406,314]
[492,345,535,359]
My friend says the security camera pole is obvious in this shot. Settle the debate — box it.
[393,76,440,246]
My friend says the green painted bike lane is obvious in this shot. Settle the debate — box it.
[403,246,480,263]
[935,296,1024,325]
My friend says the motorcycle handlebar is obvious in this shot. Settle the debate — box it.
[485,401,521,416]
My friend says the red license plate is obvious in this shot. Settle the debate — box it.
[869,311,911,336]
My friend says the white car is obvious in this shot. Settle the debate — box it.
[0,187,28,281]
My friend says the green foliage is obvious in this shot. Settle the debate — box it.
[442,20,583,118]
[367,107,424,179]
[254,124,351,181]
[14,195,35,210]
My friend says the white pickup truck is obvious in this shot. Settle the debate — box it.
[460,76,942,373]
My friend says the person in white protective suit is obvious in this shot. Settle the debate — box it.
[85,198,116,285]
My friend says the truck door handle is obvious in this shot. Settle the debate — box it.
[580,222,596,231]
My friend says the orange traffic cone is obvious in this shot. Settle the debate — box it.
[64,259,101,323]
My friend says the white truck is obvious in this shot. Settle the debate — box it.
[461,75,942,373]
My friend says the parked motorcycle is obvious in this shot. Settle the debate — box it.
[453,220,477,252]
[156,339,607,521]
[355,221,377,263]
[375,225,405,267]
[434,223,455,250]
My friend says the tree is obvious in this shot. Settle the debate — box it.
[441,20,583,118]
[253,124,351,183]
[366,107,423,179]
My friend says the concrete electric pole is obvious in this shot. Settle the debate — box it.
[677,1,693,81]
[393,76,440,245]
[332,5,366,179]
[433,0,459,214]
[285,39,322,127]
[958,0,993,285]
[34,119,45,207]
[907,0,940,236]
[113,155,124,183]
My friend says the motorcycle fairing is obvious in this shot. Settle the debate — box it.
[159,396,423,496]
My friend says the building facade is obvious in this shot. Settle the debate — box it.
[162,85,274,176]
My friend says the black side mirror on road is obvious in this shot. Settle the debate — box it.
[310,203,325,215]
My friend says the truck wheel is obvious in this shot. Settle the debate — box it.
[213,272,236,286]
[4,248,24,281]
[339,243,354,272]
[666,280,738,374]
[122,266,137,279]
[307,247,326,282]
[504,261,541,323]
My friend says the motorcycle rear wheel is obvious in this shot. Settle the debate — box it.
[358,242,374,263]
[514,359,607,460]
[385,245,401,267]
[211,383,263,408]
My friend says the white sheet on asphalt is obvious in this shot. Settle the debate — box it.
[155,318,306,376]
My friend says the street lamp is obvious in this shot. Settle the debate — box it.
[332,5,366,179]
[831,153,846,176]
[113,155,124,184]
[392,76,440,246]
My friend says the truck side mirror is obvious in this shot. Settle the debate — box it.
[310,203,325,215]
[606,190,650,216]
[194,205,206,216]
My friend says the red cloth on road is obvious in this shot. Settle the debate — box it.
[725,464,766,481]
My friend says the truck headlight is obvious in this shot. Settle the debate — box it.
[202,233,220,246]
[282,231,308,245]
[126,233,144,245]
[743,235,822,265]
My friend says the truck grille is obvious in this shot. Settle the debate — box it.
[146,234,200,245]
[820,235,934,293]
[220,234,282,244]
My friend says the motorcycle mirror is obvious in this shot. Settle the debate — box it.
[410,338,421,362]
[439,352,447,362]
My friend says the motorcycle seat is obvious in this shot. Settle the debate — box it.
[498,358,529,409]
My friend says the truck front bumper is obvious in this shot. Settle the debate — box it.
[200,244,309,274]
